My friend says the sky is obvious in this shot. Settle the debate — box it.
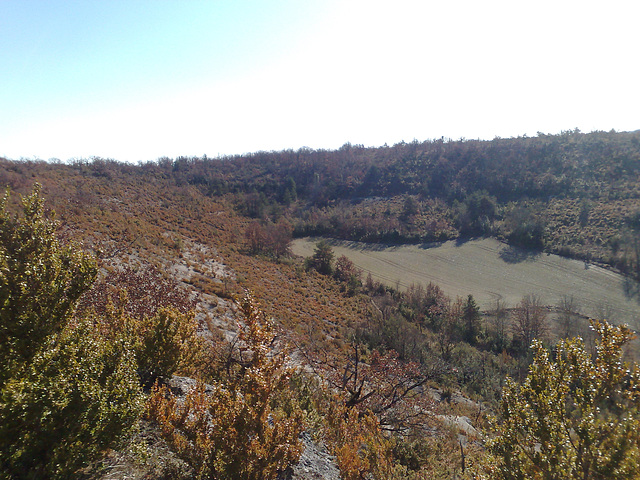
[1,0,639,163]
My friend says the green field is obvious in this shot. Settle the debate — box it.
[292,237,640,327]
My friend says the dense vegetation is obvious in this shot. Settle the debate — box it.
[489,320,640,479]
[1,129,640,479]
[0,188,142,478]
[167,129,640,277]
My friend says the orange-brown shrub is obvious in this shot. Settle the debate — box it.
[146,293,304,480]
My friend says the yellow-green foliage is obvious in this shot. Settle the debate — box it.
[0,184,96,379]
[0,319,143,479]
[489,320,640,479]
[79,262,208,386]
[146,293,304,480]
[0,186,143,479]
[99,302,206,387]
[133,308,205,386]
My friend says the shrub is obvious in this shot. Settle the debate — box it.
[0,184,96,381]
[129,307,205,387]
[146,293,304,479]
[0,186,143,479]
[81,263,209,387]
[323,400,393,480]
[489,320,640,479]
[334,254,362,295]
[0,319,143,479]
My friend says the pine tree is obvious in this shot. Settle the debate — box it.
[462,294,481,344]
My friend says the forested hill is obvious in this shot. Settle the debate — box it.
[171,129,640,203]
[168,129,640,277]
[3,130,640,276]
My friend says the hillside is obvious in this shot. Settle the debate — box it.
[2,129,640,479]
[155,129,640,278]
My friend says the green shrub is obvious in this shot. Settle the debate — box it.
[0,319,143,479]
[0,186,143,479]
[0,184,96,381]
[130,308,206,387]
[489,320,640,479]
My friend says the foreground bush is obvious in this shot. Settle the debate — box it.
[98,301,206,388]
[489,320,640,479]
[80,263,208,387]
[0,185,96,382]
[146,293,304,480]
[0,186,143,479]
[323,400,393,480]
[0,319,142,478]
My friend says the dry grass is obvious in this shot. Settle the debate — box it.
[292,237,640,328]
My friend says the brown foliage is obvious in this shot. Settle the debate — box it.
[309,343,434,433]
[79,263,198,320]
[146,293,304,480]
[244,219,293,259]
[323,401,393,480]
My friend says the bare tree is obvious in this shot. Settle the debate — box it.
[489,298,509,352]
[511,294,549,354]
[557,294,579,339]
[303,342,436,432]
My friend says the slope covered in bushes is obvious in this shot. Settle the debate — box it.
[2,129,640,478]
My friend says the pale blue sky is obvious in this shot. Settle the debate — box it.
[1,1,639,162]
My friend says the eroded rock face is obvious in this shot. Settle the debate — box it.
[280,432,341,480]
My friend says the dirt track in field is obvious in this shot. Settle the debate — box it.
[292,237,640,327]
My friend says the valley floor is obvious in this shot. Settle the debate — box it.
[292,237,640,328]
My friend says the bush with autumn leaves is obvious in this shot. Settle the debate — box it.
[146,294,305,479]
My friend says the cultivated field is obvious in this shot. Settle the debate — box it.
[292,237,640,327]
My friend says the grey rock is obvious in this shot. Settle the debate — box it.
[280,432,341,480]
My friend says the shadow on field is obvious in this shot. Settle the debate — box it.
[499,244,541,264]
[336,240,394,252]
[623,277,640,305]
[455,237,471,247]
[418,241,446,250]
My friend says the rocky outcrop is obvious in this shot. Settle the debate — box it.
[281,432,341,480]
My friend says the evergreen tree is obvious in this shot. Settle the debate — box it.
[309,240,334,275]
[462,294,481,344]
[0,186,142,479]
